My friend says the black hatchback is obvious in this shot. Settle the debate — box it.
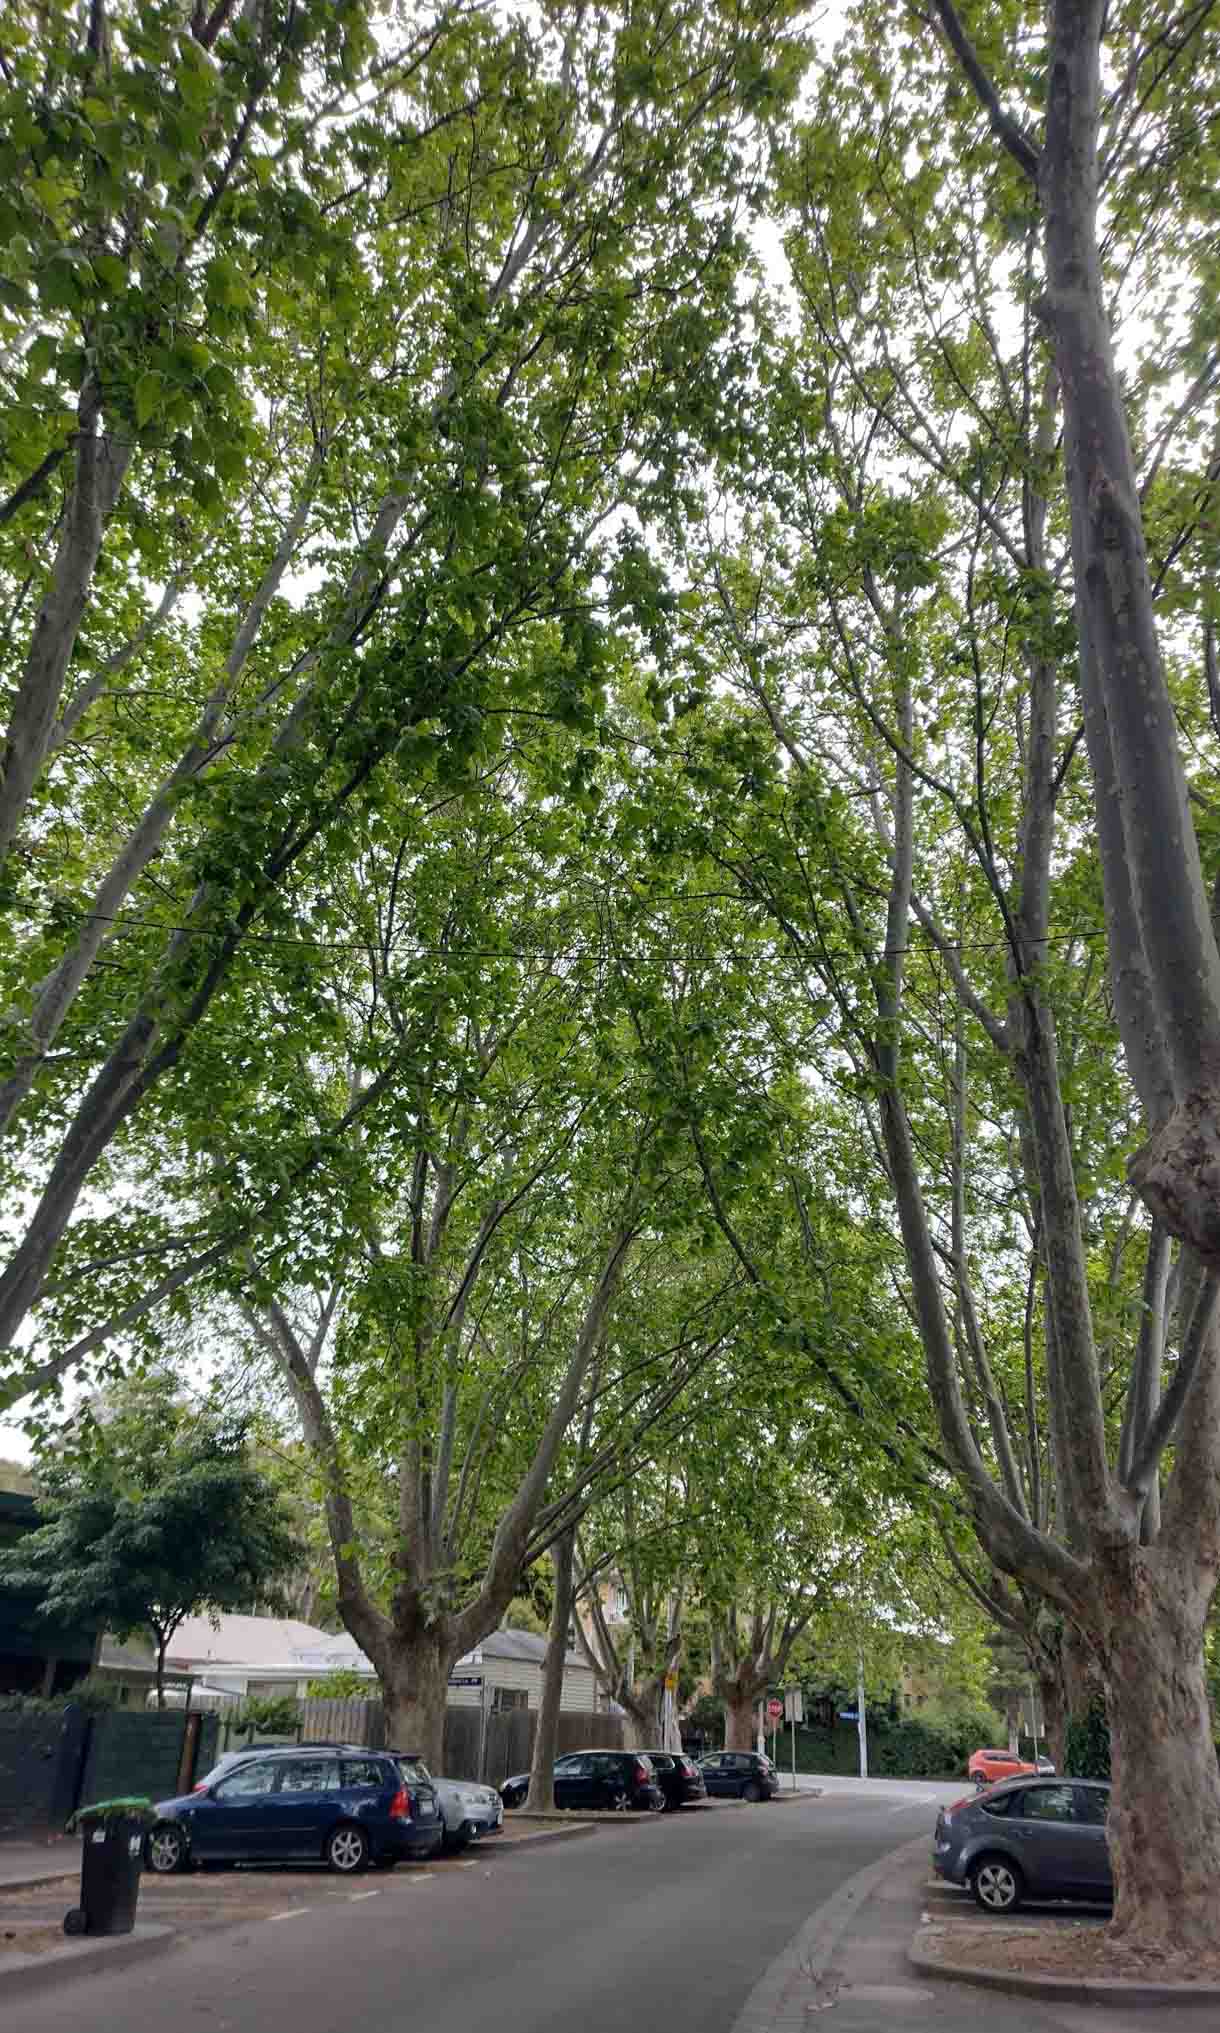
[147,1746,444,1875]
[499,1750,664,1812]
[699,1751,779,1801]
[637,1750,707,1809]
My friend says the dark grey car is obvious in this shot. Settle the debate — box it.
[933,1776,1111,1912]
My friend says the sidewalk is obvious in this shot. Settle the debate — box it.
[0,1839,79,1890]
[730,1834,1218,2033]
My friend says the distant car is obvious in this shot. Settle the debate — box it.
[967,1748,1054,1788]
[636,1750,707,1810]
[146,1747,443,1875]
[933,1776,1111,1912]
[699,1751,779,1802]
[499,1750,665,1813]
[390,1752,503,1850]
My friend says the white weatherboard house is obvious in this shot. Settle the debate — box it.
[98,1614,604,1713]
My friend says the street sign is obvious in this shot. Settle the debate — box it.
[783,1688,804,1723]
[448,1673,483,1688]
[766,1697,783,1722]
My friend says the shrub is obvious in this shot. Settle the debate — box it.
[872,1718,961,1778]
[304,1669,369,1699]
[1065,1701,1110,1779]
[67,1672,122,1712]
[234,1694,299,1737]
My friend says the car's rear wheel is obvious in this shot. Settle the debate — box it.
[146,1824,189,1874]
[610,1788,631,1812]
[970,1855,1023,1914]
[742,1780,762,1804]
[326,1823,369,1874]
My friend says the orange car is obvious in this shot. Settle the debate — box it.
[967,1747,1053,1788]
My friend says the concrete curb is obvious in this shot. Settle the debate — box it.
[0,1922,176,2000]
[0,1866,79,1892]
[480,1823,597,1853]
[909,1941,1220,2010]
[499,1789,820,1829]
[731,1831,932,2030]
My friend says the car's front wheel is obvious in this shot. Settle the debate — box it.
[970,1855,1024,1914]
[326,1823,369,1874]
[146,1824,189,1875]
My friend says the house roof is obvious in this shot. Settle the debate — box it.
[311,1625,587,1669]
[99,1612,341,1677]
[99,1613,591,1678]
[479,1628,584,1668]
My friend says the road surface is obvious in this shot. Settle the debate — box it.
[11,1779,1197,2033]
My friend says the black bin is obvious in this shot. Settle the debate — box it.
[64,1809,148,1937]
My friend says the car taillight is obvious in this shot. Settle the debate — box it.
[192,1782,208,1794]
[633,1763,649,1785]
[389,1786,412,1821]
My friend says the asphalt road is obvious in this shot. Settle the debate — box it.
[11,1781,1205,2033]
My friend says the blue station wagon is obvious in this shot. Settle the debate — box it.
[146,1747,443,1875]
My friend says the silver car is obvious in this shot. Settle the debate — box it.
[392,1754,503,1850]
[933,1775,1111,1912]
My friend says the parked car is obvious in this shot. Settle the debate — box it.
[192,1742,364,1794]
[933,1776,1111,1912]
[146,1746,444,1875]
[499,1750,665,1813]
[391,1753,503,1850]
[698,1751,780,1802]
[967,1747,1055,1788]
[636,1750,707,1810]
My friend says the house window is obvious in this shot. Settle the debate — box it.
[492,1687,529,1713]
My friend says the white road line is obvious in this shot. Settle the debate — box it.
[348,1890,380,1902]
[269,1907,310,1921]
[457,1861,478,1870]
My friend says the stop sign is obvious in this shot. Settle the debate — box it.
[766,1698,783,1722]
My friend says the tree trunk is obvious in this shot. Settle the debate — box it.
[382,1636,454,1775]
[1096,1558,1220,1954]
[725,1692,757,1751]
[525,1527,575,1814]
[1062,1617,1100,1726]
[1039,1665,1066,1776]
[155,1638,167,1711]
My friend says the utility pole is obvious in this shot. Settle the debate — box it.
[856,1653,868,1779]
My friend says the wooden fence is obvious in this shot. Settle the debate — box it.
[209,1693,623,1782]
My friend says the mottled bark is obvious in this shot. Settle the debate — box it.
[1096,1556,1220,1955]
[724,1693,757,1752]
[382,1638,454,1776]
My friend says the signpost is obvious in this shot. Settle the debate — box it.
[783,1687,804,1792]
